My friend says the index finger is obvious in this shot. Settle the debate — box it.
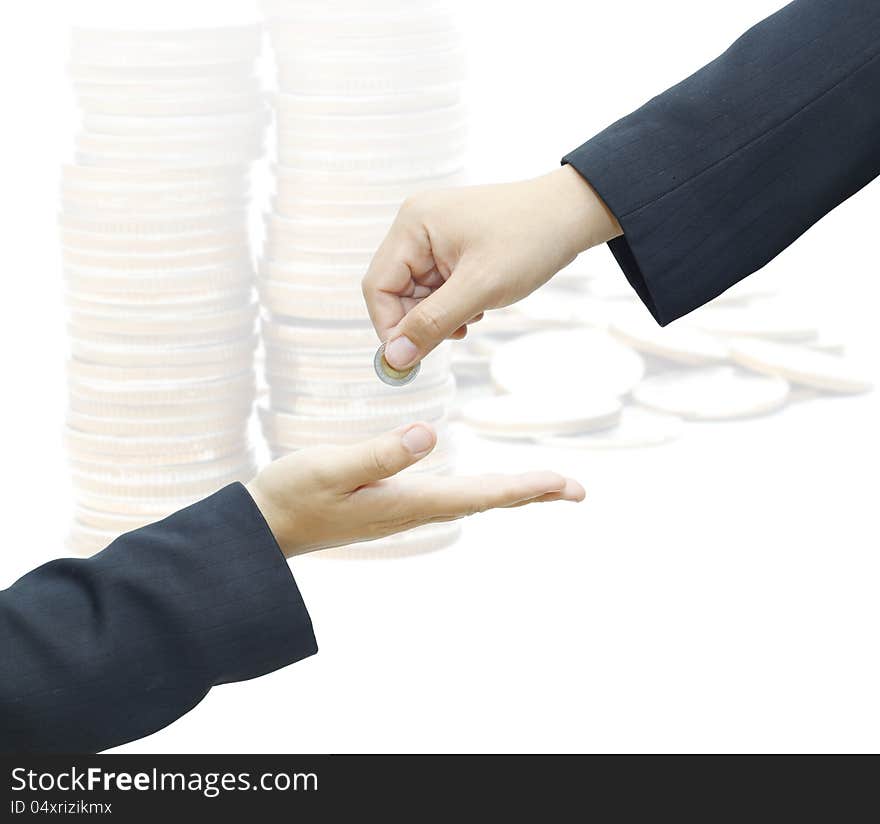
[362,214,435,342]
[362,254,410,343]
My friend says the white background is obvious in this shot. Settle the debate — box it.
[0,0,877,753]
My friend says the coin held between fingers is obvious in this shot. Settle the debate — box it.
[383,335,419,370]
[374,342,420,387]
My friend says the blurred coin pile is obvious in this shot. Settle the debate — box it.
[455,264,874,447]
[63,26,266,555]
[259,0,466,558]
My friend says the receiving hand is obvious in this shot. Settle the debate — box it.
[362,165,621,371]
[246,422,585,556]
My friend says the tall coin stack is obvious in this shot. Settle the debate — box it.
[259,0,467,558]
[63,26,266,556]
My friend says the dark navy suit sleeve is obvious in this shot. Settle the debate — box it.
[0,482,317,753]
[563,0,880,325]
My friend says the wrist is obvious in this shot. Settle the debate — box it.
[245,480,298,558]
[546,165,622,255]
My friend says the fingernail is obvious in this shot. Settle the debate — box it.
[385,335,418,369]
[401,424,434,456]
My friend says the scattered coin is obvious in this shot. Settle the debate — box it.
[632,366,790,420]
[584,273,638,301]
[609,313,729,365]
[461,393,622,439]
[729,339,874,394]
[711,276,780,305]
[490,329,645,397]
[539,407,683,449]
[684,303,817,342]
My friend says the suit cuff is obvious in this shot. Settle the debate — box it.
[563,147,674,326]
[205,482,319,684]
[115,482,320,688]
[563,1,880,327]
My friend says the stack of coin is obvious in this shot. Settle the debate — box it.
[63,27,266,555]
[259,0,465,558]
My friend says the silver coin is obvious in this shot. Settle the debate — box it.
[729,339,873,394]
[374,341,420,387]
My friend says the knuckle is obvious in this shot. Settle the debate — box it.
[412,303,446,339]
[455,497,484,519]
[362,255,382,291]
[474,488,502,514]
[367,445,396,479]
[399,194,424,218]
[399,191,441,226]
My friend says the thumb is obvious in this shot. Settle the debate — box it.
[383,268,485,370]
[337,423,437,490]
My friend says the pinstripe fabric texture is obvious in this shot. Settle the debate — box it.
[1,483,317,753]
[565,0,880,325]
